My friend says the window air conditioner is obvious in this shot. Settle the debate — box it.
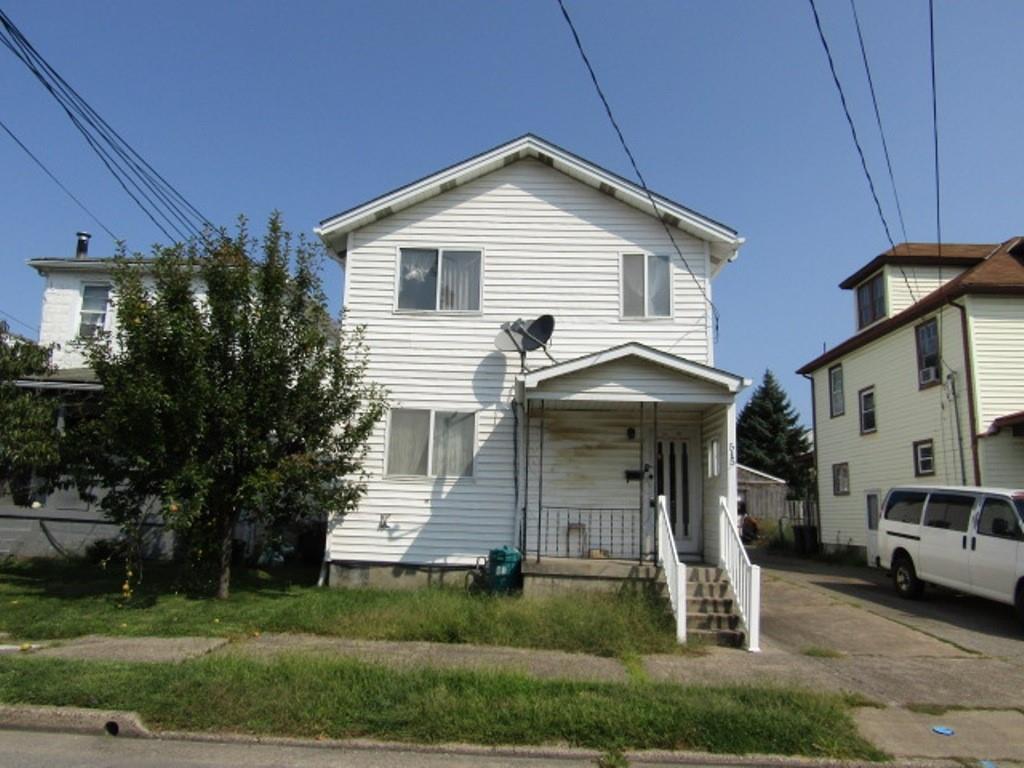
[919,366,939,386]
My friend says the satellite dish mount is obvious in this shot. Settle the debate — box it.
[498,314,556,372]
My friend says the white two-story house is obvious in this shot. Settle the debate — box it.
[314,135,754,598]
[798,239,1024,561]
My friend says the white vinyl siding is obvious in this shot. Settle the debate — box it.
[812,303,971,548]
[967,295,1024,430]
[330,158,717,565]
[885,264,967,316]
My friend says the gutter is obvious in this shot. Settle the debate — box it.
[950,300,982,485]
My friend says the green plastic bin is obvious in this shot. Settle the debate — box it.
[487,545,522,593]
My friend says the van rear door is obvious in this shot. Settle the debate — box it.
[918,492,975,588]
[969,495,1023,604]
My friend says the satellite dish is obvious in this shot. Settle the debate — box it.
[495,314,556,371]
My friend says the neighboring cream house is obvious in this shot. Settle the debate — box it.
[798,239,1024,559]
[314,135,758,630]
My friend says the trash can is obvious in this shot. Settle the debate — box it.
[487,545,522,593]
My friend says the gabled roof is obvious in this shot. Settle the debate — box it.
[314,134,743,265]
[838,242,998,289]
[799,237,1024,375]
[522,341,750,393]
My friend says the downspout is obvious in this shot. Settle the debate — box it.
[946,373,968,486]
[801,372,821,543]
[950,300,982,485]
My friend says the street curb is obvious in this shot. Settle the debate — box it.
[0,704,960,768]
[0,704,151,738]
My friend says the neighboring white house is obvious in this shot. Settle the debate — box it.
[798,239,1024,559]
[314,134,753,588]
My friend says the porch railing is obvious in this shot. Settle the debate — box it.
[656,495,686,643]
[718,496,761,652]
[527,506,641,561]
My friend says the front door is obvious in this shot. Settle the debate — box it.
[656,438,701,557]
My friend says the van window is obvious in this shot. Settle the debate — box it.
[977,498,1023,540]
[884,490,927,524]
[923,493,974,532]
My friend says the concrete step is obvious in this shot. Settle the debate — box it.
[687,612,741,632]
[687,566,726,583]
[685,580,730,599]
[689,628,745,648]
[687,597,733,614]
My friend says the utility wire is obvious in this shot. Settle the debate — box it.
[808,0,897,252]
[0,307,38,335]
[0,9,212,242]
[555,0,720,339]
[928,0,942,256]
[0,116,119,240]
[848,0,918,303]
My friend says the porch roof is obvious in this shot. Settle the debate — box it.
[520,342,750,404]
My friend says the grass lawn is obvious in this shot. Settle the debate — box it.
[0,654,886,759]
[0,558,683,658]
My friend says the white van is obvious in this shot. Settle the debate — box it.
[875,486,1024,619]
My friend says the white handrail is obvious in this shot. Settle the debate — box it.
[718,496,761,652]
[656,495,686,644]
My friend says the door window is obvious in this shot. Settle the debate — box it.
[866,493,879,531]
[977,498,1023,540]
[923,493,974,532]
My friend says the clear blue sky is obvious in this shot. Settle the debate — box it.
[3,1,1022,423]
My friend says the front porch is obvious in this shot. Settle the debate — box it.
[512,343,761,650]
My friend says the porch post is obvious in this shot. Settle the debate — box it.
[536,400,545,563]
[638,401,644,564]
[521,399,529,554]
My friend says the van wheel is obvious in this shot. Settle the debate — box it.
[893,555,923,599]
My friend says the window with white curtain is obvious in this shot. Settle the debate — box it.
[621,253,671,317]
[78,284,110,338]
[386,408,475,477]
[397,248,481,311]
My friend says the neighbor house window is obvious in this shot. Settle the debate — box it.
[859,386,876,434]
[386,408,475,477]
[397,248,481,312]
[915,318,940,388]
[913,439,934,477]
[832,463,850,495]
[828,364,845,417]
[78,284,110,338]
[856,272,885,329]
[622,253,671,318]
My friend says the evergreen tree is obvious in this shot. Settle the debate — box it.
[737,370,812,498]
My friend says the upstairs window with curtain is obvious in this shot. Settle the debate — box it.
[856,272,886,329]
[397,248,481,312]
[78,284,110,338]
[622,253,671,318]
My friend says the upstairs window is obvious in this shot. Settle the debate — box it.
[78,284,110,338]
[859,386,877,434]
[913,439,935,476]
[915,318,940,388]
[397,248,481,312]
[832,462,849,495]
[622,253,671,318]
[828,364,845,417]
[386,408,475,478]
[856,272,885,329]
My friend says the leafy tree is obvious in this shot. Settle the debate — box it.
[0,324,60,503]
[73,215,387,598]
[737,370,812,499]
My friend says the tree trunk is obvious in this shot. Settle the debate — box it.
[216,513,234,600]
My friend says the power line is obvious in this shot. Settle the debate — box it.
[848,0,918,303]
[0,307,38,335]
[0,116,119,240]
[554,0,720,339]
[928,0,942,256]
[808,0,897,251]
[0,9,212,242]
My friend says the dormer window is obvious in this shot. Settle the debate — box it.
[856,272,885,329]
[78,284,110,338]
[397,248,481,312]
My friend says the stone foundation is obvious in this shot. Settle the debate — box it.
[328,561,475,590]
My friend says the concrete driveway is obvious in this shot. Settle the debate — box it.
[748,551,1024,707]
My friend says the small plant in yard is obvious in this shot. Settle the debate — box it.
[597,749,630,768]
